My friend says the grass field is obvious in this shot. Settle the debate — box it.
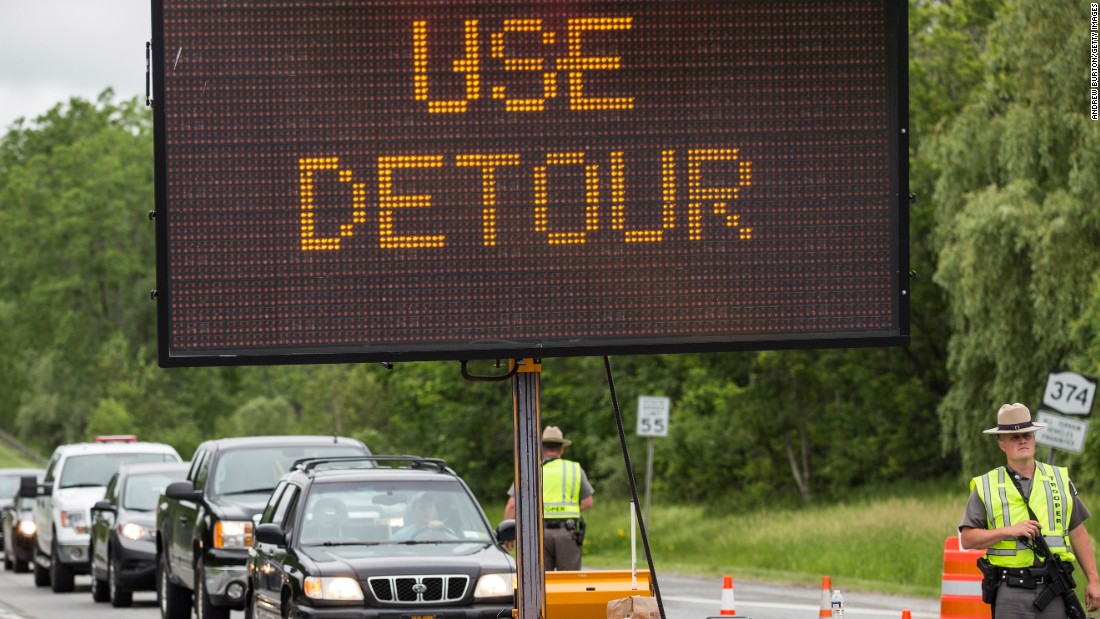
[484,480,1100,599]
[0,439,43,468]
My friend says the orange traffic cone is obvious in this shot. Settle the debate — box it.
[901,611,912,619]
[720,575,736,616]
[819,576,833,619]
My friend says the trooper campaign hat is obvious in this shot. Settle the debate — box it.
[983,403,1047,434]
[542,426,572,447]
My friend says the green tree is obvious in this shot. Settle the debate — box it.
[931,0,1100,473]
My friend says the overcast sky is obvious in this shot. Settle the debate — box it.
[1,1,151,129]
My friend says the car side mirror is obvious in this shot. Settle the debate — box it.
[165,481,202,503]
[92,500,116,513]
[254,523,286,547]
[495,519,516,544]
[18,476,38,499]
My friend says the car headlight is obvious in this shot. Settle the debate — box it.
[17,520,36,536]
[60,510,88,534]
[303,576,364,601]
[119,522,150,541]
[474,573,514,599]
[213,521,253,549]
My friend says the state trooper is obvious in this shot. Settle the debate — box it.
[504,426,594,570]
[959,403,1100,618]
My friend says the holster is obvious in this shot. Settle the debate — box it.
[976,557,1000,606]
[566,517,586,546]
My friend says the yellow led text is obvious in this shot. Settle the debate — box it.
[299,157,367,251]
[687,149,753,241]
[377,155,447,249]
[298,150,751,250]
[413,17,633,113]
[455,153,522,246]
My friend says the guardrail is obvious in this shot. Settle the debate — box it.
[0,426,47,466]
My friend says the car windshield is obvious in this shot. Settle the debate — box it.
[298,480,492,547]
[58,454,176,489]
[123,472,185,511]
[210,445,366,497]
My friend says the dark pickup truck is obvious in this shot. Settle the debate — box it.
[156,435,370,619]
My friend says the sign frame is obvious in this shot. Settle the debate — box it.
[151,0,910,367]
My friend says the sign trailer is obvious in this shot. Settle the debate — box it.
[151,2,908,618]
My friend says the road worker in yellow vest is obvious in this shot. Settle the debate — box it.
[504,426,594,570]
[959,403,1100,618]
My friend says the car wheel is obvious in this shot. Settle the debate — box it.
[13,552,29,573]
[90,540,109,602]
[89,547,108,602]
[33,552,50,587]
[195,556,231,619]
[49,538,75,593]
[243,587,255,619]
[281,589,297,619]
[158,550,192,619]
[108,548,133,607]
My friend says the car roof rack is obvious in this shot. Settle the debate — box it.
[291,455,450,473]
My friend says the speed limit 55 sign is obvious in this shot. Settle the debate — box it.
[1042,370,1098,416]
[637,396,670,437]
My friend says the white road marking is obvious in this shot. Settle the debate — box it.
[660,594,939,619]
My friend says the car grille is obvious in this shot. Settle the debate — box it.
[368,575,469,604]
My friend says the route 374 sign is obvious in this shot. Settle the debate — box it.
[1042,370,1098,416]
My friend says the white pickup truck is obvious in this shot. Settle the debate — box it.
[30,436,181,593]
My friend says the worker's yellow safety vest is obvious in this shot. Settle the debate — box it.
[970,462,1075,568]
[543,458,582,520]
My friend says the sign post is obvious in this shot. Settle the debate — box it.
[637,396,670,526]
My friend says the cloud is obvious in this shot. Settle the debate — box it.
[0,1,150,128]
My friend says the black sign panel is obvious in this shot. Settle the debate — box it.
[152,0,909,366]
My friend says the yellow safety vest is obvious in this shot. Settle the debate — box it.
[970,463,1075,568]
[543,458,582,520]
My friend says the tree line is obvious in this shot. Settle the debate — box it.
[1,0,1098,507]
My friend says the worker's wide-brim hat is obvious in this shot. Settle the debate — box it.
[542,426,572,446]
[983,403,1048,434]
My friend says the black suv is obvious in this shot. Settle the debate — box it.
[158,435,371,619]
[246,456,516,619]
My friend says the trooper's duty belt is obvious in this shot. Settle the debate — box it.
[544,519,576,530]
[997,566,1052,588]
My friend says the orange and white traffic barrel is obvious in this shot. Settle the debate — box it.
[940,536,991,619]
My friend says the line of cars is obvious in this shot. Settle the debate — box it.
[1,434,518,619]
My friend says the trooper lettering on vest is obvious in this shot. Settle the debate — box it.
[543,457,583,519]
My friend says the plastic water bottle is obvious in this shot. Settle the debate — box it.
[831,589,845,619]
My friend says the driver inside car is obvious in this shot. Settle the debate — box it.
[392,494,452,540]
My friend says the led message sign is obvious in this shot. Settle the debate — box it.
[152,0,909,366]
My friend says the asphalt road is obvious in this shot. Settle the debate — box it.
[0,563,940,619]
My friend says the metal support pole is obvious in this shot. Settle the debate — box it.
[644,437,654,527]
[511,358,544,619]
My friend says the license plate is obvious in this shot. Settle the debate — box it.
[402,615,440,619]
